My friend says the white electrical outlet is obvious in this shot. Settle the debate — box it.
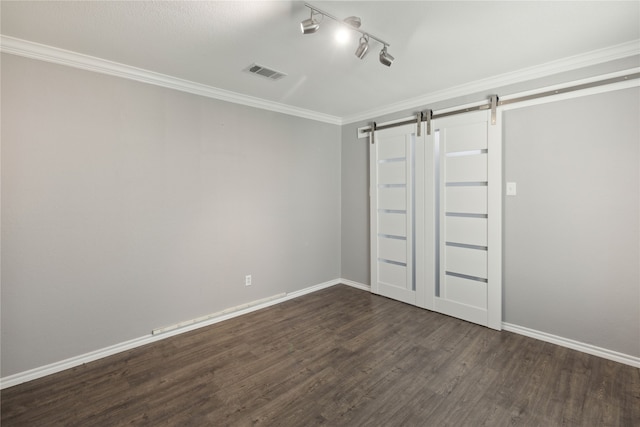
[245,275,252,286]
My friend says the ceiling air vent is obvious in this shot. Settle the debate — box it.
[244,63,287,81]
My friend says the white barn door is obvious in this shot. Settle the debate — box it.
[370,123,426,307]
[428,110,502,330]
[370,110,502,330]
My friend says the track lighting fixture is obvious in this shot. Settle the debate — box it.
[300,10,320,34]
[379,46,394,67]
[300,2,394,67]
[355,36,369,59]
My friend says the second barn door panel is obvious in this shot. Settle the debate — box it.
[428,110,502,330]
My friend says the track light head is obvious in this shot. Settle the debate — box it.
[300,11,319,34]
[379,46,394,67]
[344,16,362,29]
[355,36,369,59]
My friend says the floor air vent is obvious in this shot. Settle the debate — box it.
[244,63,287,81]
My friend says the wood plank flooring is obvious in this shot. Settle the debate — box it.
[2,285,639,426]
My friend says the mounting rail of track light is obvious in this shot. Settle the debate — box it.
[300,2,394,67]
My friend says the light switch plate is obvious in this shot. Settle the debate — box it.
[506,182,517,196]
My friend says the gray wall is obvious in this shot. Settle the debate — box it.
[503,88,639,357]
[341,83,639,358]
[1,54,341,376]
[340,125,370,282]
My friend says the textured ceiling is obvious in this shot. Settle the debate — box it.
[2,1,639,120]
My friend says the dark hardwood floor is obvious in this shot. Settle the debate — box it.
[2,285,639,426]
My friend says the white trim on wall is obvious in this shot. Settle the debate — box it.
[2,35,638,126]
[342,40,640,124]
[502,323,640,368]
[0,35,343,125]
[339,279,371,292]
[0,279,366,390]
[1,278,636,389]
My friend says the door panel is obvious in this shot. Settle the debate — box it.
[429,110,502,330]
[433,297,487,326]
[445,187,487,213]
[445,245,488,278]
[378,188,407,210]
[444,122,488,152]
[378,238,407,262]
[379,213,406,236]
[378,136,406,158]
[379,261,407,286]
[445,216,487,246]
[445,154,488,182]
[444,275,487,309]
[370,123,424,306]
[378,162,406,183]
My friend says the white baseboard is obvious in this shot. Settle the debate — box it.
[0,279,345,390]
[281,279,341,300]
[338,278,371,292]
[502,322,640,368]
[6,281,634,389]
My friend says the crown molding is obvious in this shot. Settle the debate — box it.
[2,35,638,127]
[342,39,640,124]
[0,35,343,125]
